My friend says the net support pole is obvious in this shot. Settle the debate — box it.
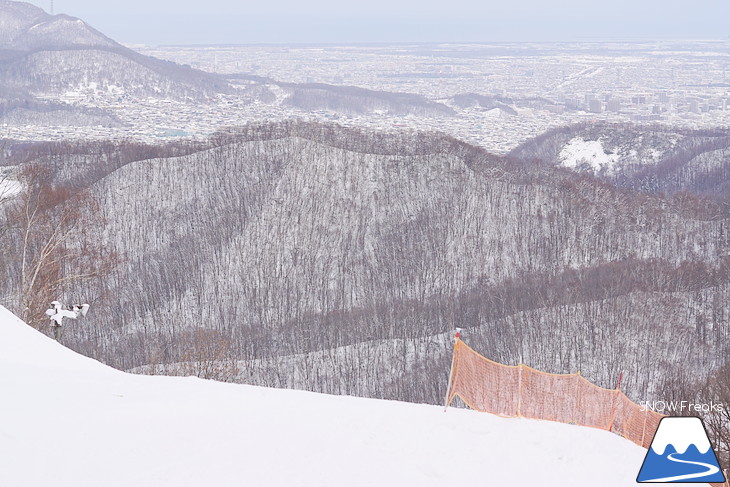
[607,371,623,432]
[443,328,461,412]
[608,389,620,432]
[571,372,580,424]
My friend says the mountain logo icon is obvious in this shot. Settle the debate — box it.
[637,416,726,483]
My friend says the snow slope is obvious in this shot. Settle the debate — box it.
[559,137,620,173]
[0,306,709,487]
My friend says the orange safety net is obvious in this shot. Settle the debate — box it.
[445,339,728,487]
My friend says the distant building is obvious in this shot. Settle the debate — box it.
[607,99,621,112]
[689,100,700,113]
[588,99,602,113]
[565,98,581,110]
[546,104,564,114]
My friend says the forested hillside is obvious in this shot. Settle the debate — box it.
[510,123,730,199]
[1,122,727,416]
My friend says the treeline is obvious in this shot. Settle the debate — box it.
[6,120,730,220]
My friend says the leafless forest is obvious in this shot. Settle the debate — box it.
[1,121,729,466]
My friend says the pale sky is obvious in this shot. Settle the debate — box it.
[24,0,730,45]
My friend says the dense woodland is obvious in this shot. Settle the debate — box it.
[1,121,729,468]
[510,123,730,199]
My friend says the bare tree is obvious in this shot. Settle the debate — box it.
[5,163,117,329]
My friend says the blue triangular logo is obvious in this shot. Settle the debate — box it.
[637,416,726,483]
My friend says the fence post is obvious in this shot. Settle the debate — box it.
[572,371,580,425]
[608,372,622,432]
[443,328,461,412]
[608,390,620,432]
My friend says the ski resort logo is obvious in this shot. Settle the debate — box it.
[637,417,726,483]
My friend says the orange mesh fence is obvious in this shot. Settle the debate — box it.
[574,377,618,430]
[446,338,661,442]
[445,339,730,487]
[519,366,579,424]
[609,391,663,449]
[448,337,520,416]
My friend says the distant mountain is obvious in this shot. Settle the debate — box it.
[0,0,231,100]
[509,122,730,198]
[225,75,457,117]
[0,1,458,121]
[278,82,455,117]
[0,97,123,127]
[449,93,518,116]
[0,0,116,50]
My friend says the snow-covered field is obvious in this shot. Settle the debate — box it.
[0,305,709,487]
[559,137,621,173]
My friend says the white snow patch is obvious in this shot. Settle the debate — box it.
[0,168,22,198]
[0,305,710,487]
[650,147,664,161]
[559,137,620,174]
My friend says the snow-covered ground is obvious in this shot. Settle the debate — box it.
[0,167,21,200]
[0,305,710,487]
[559,137,621,173]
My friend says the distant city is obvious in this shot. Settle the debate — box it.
[6,40,730,154]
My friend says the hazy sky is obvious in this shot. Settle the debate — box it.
[25,0,730,45]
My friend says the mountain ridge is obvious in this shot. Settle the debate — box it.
[0,0,232,100]
[0,1,118,51]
